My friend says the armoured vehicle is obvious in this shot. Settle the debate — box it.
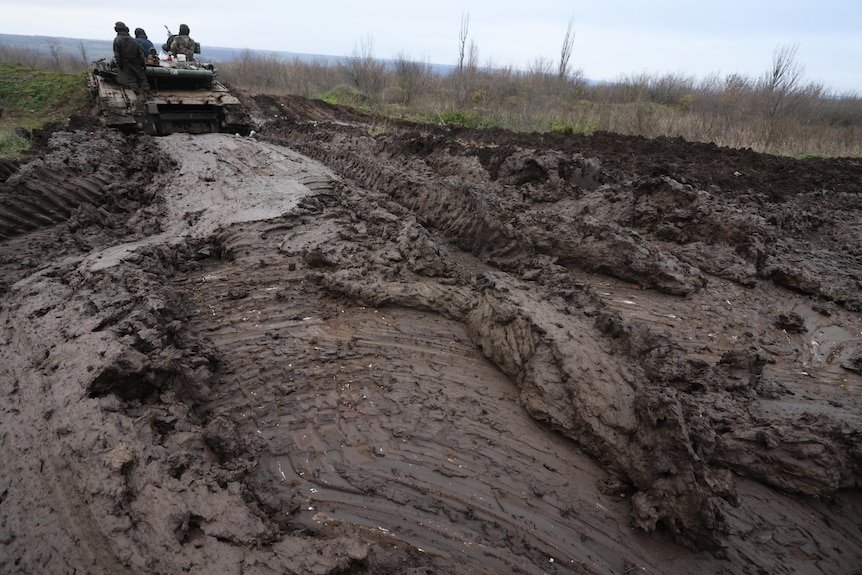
[89,45,248,135]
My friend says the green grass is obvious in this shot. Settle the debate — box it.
[550,118,599,135]
[319,85,371,110]
[432,109,500,129]
[0,62,90,157]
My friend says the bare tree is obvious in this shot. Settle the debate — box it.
[558,15,575,82]
[529,56,554,77]
[454,12,480,106]
[393,51,431,104]
[342,34,387,97]
[46,39,62,70]
[467,40,479,72]
[761,42,806,119]
[457,12,469,74]
[758,43,809,147]
[77,40,89,67]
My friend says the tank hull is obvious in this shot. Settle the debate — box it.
[89,58,249,135]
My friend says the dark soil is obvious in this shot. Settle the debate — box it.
[0,94,860,574]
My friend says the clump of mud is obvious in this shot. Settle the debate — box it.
[0,98,860,574]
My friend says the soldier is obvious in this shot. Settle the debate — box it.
[134,28,155,58]
[113,22,150,96]
[168,24,196,61]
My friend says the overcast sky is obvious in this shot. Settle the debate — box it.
[2,0,860,93]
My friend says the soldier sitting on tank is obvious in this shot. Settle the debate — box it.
[168,24,196,61]
[134,28,155,56]
[113,21,150,97]
[135,28,158,64]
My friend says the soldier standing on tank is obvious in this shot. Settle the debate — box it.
[113,22,150,97]
[168,24,196,61]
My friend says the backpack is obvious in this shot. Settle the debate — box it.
[162,35,176,53]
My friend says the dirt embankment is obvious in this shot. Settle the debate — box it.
[0,96,860,574]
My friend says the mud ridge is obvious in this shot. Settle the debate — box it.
[260,118,861,531]
[1,98,860,574]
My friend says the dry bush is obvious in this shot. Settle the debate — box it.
[2,36,860,157]
[0,43,88,73]
[391,52,432,105]
[648,73,696,108]
[217,51,340,98]
[340,35,387,98]
[217,50,288,91]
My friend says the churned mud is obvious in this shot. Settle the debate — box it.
[0,94,860,574]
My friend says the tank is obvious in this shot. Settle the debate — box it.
[89,53,249,136]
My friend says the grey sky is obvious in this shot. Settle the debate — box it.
[2,0,860,93]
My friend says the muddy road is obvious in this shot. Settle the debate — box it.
[0,95,860,574]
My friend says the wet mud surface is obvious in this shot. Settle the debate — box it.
[1,95,860,574]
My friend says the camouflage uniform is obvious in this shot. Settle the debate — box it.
[169,24,196,60]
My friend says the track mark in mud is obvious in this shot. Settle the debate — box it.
[583,270,862,383]
[179,241,674,574]
[2,103,862,574]
[256,112,860,565]
[0,131,159,241]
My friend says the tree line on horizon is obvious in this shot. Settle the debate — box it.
[0,21,860,158]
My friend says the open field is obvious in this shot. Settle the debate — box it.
[2,36,860,158]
